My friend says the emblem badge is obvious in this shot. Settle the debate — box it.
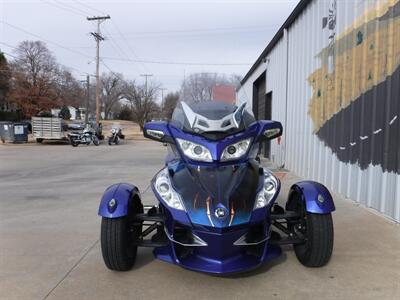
[215,207,227,218]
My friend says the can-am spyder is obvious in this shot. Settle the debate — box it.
[98,101,335,274]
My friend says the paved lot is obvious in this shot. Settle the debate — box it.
[0,141,399,300]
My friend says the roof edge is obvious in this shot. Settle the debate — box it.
[240,0,312,86]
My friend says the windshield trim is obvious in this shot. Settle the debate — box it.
[181,101,246,133]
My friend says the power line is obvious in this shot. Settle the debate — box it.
[0,41,89,75]
[1,52,18,59]
[109,20,149,72]
[71,0,149,73]
[72,0,106,15]
[114,24,280,36]
[100,60,124,82]
[0,20,92,59]
[102,26,146,73]
[102,56,251,66]
[40,0,87,17]
[53,0,90,16]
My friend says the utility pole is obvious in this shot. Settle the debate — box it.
[85,75,90,124]
[140,74,153,97]
[87,15,110,126]
[159,87,167,119]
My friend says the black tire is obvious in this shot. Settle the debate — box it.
[108,137,113,145]
[93,136,100,146]
[36,138,43,143]
[100,196,143,271]
[70,138,79,147]
[115,137,119,145]
[101,217,137,271]
[294,212,334,267]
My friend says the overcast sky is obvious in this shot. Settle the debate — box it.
[0,0,299,98]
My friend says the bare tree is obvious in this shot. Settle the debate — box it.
[14,41,57,87]
[180,72,217,103]
[162,92,179,120]
[0,51,11,106]
[124,80,160,130]
[180,72,241,103]
[55,68,85,108]
[7,41,85,117]
[101,72,124,119]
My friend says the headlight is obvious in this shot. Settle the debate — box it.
[154,168,185,211]
[221,138,251,161]
[111,128,116,133]
[176,138,212,162]
[254,170,278,209]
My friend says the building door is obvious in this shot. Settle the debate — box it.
[252,73,272,159]
[264,92,272,158]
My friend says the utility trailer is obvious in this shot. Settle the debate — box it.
[32,117,68,143]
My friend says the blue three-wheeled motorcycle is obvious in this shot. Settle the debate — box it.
[98,101,335,274]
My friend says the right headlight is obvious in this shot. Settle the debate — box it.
[176,138,212,162]
[254,169,278,210]
[221,138,251,161]
[154,168,185,211]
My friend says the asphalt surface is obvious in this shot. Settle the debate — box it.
[0,140,399,300]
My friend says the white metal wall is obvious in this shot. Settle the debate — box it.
[238,0,400,222]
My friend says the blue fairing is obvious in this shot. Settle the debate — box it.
[287,181,335,214]
[98,183,140,218]
[142,115,284,273]
[153,199,282,274]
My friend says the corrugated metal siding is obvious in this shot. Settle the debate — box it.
[238,0,400,222]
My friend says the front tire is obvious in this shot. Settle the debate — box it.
[70,138,79,147]
[101,217,137,271]
[93,136,100,146]
[100,196,143,271]
[294,212,334,267]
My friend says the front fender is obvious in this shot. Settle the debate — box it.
[98,183,141,218]
[286,181,335,214]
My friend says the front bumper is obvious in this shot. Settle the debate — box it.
[154,223,282,274]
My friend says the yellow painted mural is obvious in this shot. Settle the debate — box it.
[308,0,400,131]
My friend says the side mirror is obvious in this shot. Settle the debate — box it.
[143,121,174,144]
[258,120,283,140]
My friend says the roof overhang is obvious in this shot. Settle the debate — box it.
[240,0,312,87]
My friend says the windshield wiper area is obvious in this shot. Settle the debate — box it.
[181,101,246,133]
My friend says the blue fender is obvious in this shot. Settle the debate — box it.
[98,183,141,218]
[286,181,335,214]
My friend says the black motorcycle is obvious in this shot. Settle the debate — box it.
[108,127,124,145]
[69,126,100,147]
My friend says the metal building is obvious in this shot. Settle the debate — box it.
[237,0,400,222]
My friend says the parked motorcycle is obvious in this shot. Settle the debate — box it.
[108,127,124,145]
[69,125,100,147]
[98,101,335,274]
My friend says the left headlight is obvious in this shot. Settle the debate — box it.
[254,169,279,210]
[176,138,212,162]
[154,168,185,211]
[221,138,251,161]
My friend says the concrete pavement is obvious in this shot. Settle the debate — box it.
[0,141,399,300]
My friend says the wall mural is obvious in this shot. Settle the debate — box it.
[308,0,400,174]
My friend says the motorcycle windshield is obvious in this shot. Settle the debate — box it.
[170,161,260,228]
[170,101,256,140]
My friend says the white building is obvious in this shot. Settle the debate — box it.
[238,0,400,222]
